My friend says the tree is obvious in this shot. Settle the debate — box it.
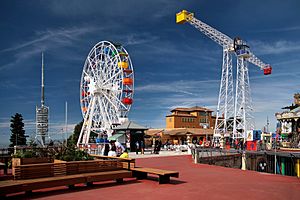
[73,120,83,142]
[67,120,83,145]
[9,113,27,147]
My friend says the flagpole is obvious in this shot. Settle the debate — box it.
[65,101,68,145]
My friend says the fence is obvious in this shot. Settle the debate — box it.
[192,147,300,177]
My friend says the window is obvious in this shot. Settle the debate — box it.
[169,118,172,122]
[182,118,195,123]
[200,118,207,123]
[199,112,207,116]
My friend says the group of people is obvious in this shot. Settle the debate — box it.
[102,141,129,158]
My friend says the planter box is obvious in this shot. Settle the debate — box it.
[53,159,67,176]
[12,157,53,176]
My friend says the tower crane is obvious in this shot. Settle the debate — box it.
[176,10,272,145]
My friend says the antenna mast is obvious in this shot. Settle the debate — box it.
[35,52,50,146]
[41,52,45,107]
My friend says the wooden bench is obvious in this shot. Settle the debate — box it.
[131,167,179,184]
[90,155,180,184]
[0,159,132,197]
[90,154,136,170]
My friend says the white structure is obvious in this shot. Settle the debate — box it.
[77,41,134,146]
[176,10,272,143]
[35,52,50,146]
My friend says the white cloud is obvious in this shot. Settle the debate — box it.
[254,26,300,33]
[0,122,10,129]
[1,26,97,54]
[123,33,160,46]
[46,0,183,21]
[250,40,300,55]
[135,79,219,94]
[0,26,99,71]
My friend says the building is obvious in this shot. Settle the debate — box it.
[144,106,217,146]
[112,121,148,151]
[275,93,300,148]
[145,128,213,146]
[166,106,216,129]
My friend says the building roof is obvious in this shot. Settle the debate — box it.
[113,121,148,130]
[145,129,164,136]
[171,106,213,113]
[164,128,213,136]
[276,105,300,120]
[166,113,197,117]
[145,128,213,136]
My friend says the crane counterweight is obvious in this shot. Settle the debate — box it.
[176,10,193,24]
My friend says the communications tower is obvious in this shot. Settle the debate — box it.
[176,10,272,146]
[35,53,50,146]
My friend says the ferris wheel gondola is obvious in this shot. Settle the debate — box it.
[77,41,134,146]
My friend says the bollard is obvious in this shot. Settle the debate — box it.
[281,158,285,175]
[296,159,300,178]
[187,144,192,155]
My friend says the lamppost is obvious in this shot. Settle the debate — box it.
[15,132,18,146]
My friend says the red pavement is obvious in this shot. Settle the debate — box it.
[6,155,300,200]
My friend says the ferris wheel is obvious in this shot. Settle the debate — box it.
[77,41,134,146]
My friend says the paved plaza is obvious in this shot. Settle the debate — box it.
[5,154,300,200]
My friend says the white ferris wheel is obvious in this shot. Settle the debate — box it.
[77,41,134,146]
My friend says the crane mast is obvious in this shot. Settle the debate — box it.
[176,10,272,146]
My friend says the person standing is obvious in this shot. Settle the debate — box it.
[135,141,140,154]
[140,140,145,155]
[115,141,125,156]
[108,145,117,157]
[157,140,162,154]
[102,143,110,156]
[154,140,158,154]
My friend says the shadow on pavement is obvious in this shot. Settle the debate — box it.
[146,175,186,185]
[6,178,141,200]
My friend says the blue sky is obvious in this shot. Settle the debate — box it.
[1,0,300,146]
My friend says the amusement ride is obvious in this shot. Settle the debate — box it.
[77,41,134,146]
[176,10,272,146]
